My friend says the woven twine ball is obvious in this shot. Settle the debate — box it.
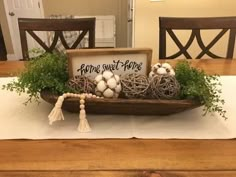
[67,75,95,94]
[120,73,150,98]
[149,75,180,99]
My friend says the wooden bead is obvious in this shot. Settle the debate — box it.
[87,93,93,98]
[80,99,85,104]
[63,93,69,98]
[80,94,85,100]
[80,110,86,114]
[92,95,97,98]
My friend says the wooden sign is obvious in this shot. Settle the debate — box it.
[66,48,152,78]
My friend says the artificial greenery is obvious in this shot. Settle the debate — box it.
[2,50,71,104]
[175,60,226,119]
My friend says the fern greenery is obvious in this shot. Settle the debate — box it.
[2,51,70,104]
[175,60,226,119]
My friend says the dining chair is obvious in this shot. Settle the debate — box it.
[159,16,236,59]
[18,17,96,60]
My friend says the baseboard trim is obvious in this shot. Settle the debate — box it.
[7,54,18,61]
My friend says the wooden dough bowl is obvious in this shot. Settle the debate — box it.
[40,90,202,115]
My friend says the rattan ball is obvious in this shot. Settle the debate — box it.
[120,73,150,98]
[67,75,95,94]
[149,75,180,99]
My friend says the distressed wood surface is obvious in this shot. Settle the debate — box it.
[161,59,236,75]
[0,61,25,77]
[0,171,236,177]
[0,139,236,171]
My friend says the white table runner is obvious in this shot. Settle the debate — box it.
[0,76,235,139]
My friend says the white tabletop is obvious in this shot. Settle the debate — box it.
[0,76,235,139]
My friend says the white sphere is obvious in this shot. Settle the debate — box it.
[114,92,119,98]
[96,80,107,92]
[162,63,172,70]
[148,71,155,78]
[94,74,103,83]
[157,67,167,75]
[107,78,117,89]
[114,74,120,83]
[169,69,175,76]
[115,83,122,93]
[103,88,114,98]
[152,63,161,71]
[102,70,114,80]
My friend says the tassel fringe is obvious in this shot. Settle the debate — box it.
[78,110,91,132]
[48,96,65,125]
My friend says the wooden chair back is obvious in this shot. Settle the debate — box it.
[18,18,95,60]
[159,16,236,59]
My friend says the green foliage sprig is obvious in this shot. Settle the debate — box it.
[175,60,226,119]
[2,51,71,104]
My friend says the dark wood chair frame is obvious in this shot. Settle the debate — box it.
[159,16,236,59]
[18,18,96,60]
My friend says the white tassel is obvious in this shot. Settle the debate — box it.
[77,94,91,132]
[48,96,65,125]
[78,109,91,132]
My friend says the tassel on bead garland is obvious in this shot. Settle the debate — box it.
[48,92,100,132]
[77,94,91,132]
[48,96,65,125]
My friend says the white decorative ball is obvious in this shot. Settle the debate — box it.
[107,78,117,89]
[115,83,122,93]
[96,80,107,92]
[94,74,103,83]
[114,92,119,98]
[161,63,172,70]
[114,75,120,83]
[102,70,114,81]
[149,62,176,78]
[149,71,155,78]
[157,67,167,75]
[169,69,175,76]
[103,88,114,98]
[152,63,161,71]
[94,71,122,98]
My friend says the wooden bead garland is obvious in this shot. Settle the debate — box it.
[48,92,101,132]
[120,73,150,98]
[149,75,180,99]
